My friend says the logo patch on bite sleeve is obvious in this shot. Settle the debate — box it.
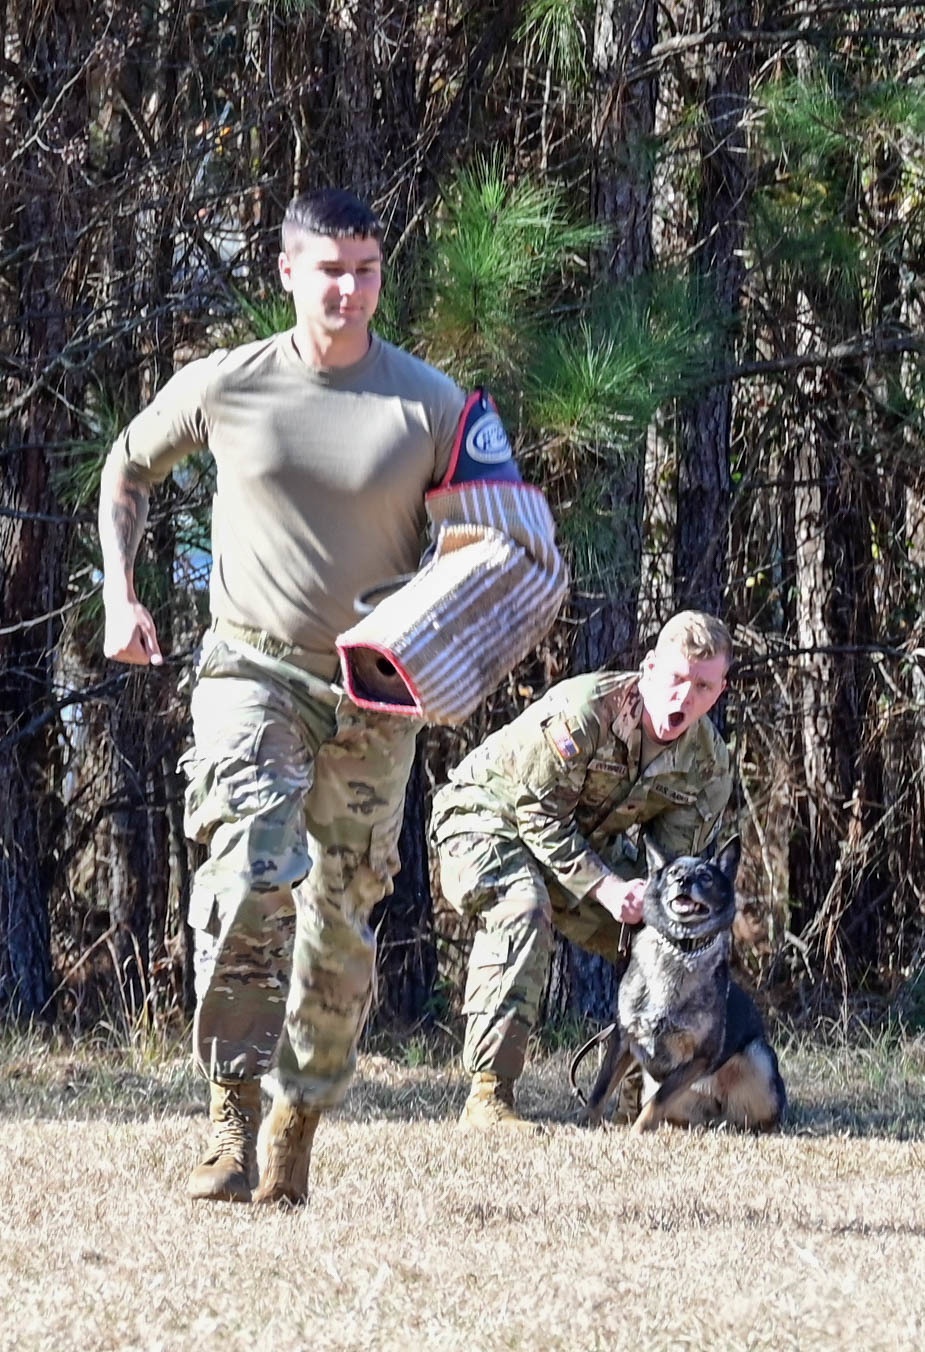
[443,389,522,485]
[466,406,512,464]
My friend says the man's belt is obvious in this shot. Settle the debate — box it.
[210,617,338,681]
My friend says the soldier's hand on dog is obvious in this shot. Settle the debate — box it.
[591,874,645,925]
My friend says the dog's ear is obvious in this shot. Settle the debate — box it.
[716,835,741,884]
[644,834,672,876]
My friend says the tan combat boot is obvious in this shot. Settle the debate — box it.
[458,1072,541,1133]
[188,1079,261,1203]
[252,1098,322,1207]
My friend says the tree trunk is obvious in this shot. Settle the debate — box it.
[543,0,656,1028]
[0,1,94,1017]
[675,0,753,614]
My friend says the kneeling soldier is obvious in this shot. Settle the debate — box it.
[430,611,734,1130]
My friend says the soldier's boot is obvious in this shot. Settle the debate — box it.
[252,1098,322,1207]
[612,1063,644,1126]
[458,1072,542,1133]
[187,1079,261,1203]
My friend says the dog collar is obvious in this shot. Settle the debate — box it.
[663,931,721,955]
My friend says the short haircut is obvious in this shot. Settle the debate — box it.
[655,610,733,667]
[281,188,384,253]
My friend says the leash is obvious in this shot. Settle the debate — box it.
[353,573,417,616]
[568,1022,619,1105]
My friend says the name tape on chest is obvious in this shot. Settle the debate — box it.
[587,757,628,779]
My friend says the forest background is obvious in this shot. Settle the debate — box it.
[3,0,925,1046]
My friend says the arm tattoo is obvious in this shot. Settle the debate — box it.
[102,473,151,574]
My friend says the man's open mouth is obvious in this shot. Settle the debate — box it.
[668,711,685,730]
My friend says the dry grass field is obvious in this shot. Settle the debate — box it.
[1,1023,924,1352]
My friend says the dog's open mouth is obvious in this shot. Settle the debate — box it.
[669,893,710,919]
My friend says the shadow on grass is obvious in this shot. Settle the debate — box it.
[319,1065,925,1141]
[0,1058,205,1123]
[4,1034,925,1141]
[787,1095,925,1141]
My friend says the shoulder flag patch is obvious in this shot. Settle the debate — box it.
[542,714,583,763]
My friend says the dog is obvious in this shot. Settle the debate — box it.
[569,836,786,1133]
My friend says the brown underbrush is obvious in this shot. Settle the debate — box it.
[1,1024,923,1351]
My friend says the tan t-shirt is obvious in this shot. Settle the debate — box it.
[106,331,466,653]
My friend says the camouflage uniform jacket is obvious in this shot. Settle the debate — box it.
[431,670,732,908]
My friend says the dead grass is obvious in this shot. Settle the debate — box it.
[1,1025,924,1351]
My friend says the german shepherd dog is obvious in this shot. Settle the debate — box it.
[570,837,786,1133]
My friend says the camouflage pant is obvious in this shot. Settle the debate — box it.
[181,634,419,1108]
[435,831,632,1080]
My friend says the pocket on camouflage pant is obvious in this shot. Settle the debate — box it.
[436,834,510,917]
